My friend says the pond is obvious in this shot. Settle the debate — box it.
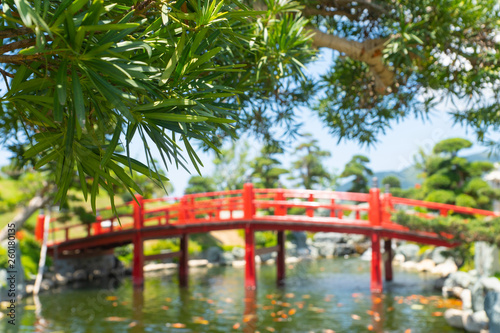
[6,257,462,332]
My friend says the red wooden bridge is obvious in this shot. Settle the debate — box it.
[35,183,499,293]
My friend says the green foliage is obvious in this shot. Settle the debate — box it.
[0,247,8,271]
[455,194,477,208]
[251,145,288,189]
[411,138,498,210]
[341,155,373,193]
[424,189,456,204]
[255,231,277,248]
[73,206,96,224]
[184,176,217,194]
[19,233,51,278]
[289,133,333,189]
[433,138,473,156]
[0,0,313,213]
[393,211,500,247]
[212,142,251,191]
[115,244,133,265]
[382,175,401,189]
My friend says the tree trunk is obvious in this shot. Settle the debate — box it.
[0,192,51,242]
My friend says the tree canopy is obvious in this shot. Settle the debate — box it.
[288,133,332,189]
[414,138,498,209]
[340,154,372,193]
[1,0,499,210]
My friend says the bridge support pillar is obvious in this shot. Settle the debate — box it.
[277,230,285,286]
[384,239,393,282]
[179,234,189,288]
[132,234,144,288]
[245,226,256,290]
[371,232,382,293]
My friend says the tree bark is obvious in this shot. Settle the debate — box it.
[0,193,51,242]
[307,28,394,92]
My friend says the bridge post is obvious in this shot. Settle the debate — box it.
[132,234,144,288]
[93,214,102,235]
[35,211,45,241]
[179,234,189,287]
[132,195,144,288]
[369,187,383,293]
[277,230,286,286]
[382,193,393,282]
[275,189,286,286]
[307,194,314,217]
[244,182,256,289]
[245,225,256,290]
[384,239,393,281]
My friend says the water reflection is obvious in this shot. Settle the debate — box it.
[10,258,462,332]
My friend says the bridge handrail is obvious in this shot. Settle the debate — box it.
[390,196,500,217]
[38,183,499,246]
[254,188,371,202]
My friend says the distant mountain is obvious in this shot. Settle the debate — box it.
[337,151,500,191]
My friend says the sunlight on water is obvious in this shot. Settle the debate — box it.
[9,258,462,333]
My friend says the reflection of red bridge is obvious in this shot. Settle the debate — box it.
[36,184,499,293]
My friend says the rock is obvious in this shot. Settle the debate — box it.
[285,257,300,264]
[393,253,405,264]
[346,234,366,245]
[188,259,208,267]
[291,231,308,250]
[231,247,245,260]
[259,253,273,263]
[55,273,68,285]
[41,279,53,291]
[472,277,500,311]
[232,260,245,267]
[431,246,450,265]
[144,263,177,272]
[475,242,500,277]
[255,255,261,264]
[485,291,500,333]
[416,259,436,272]
[25,284,34,294]
[419,248,433,261]
[463,311,489,332]
[445,308,465,329]
[205,246,223,263]
[396,244,420,262]
[401,261,418,270]
[334,243,355,256]
[313,232,344,243]
[314,243,335,257]
[431,258,458,277]
[462,289,473,310]
[73,269,87,280]
[220,252,234,265]
[444,271,478,290]
[360,248,372,261]
[434,277,447,290]
[308,246,319,258]
[286,242,297,257]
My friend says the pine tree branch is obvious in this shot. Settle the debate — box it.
[307,27,394,92]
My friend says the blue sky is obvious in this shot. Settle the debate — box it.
[0,50,496,196]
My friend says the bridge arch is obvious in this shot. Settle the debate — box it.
[38,183,499,293]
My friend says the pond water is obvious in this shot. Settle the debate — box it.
[6,258,463,332]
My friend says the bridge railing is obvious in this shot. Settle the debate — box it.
[38,182,500,246]
[251,186,372,225]
[380,193,500,236]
